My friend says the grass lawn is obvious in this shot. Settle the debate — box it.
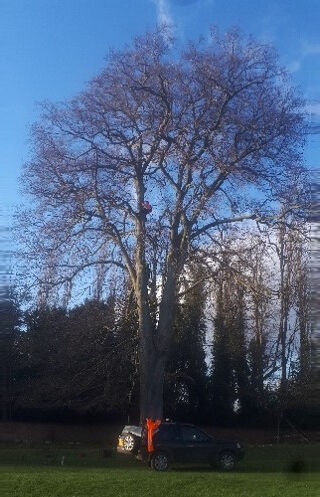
[0,443,319,497]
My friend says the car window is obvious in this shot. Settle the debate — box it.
[154,425,178,442]
[180,426,210,442]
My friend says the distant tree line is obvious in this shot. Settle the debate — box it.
[1,225,317,432]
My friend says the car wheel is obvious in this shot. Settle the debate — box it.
[150,452,170,471]
[218,451,236,471]
[123,433,138,453]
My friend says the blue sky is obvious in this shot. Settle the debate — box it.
[0,0,319,223]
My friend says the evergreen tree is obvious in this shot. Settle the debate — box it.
[0,287,21,420]
[115,283,139,422]
[165,267,208,422]
[18,297,120,419]
[229,285,252,422]
[17,305,69,417]
[210,281,234,425]
[66,296,119,415]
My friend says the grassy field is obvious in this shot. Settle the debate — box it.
[0,443,319,497]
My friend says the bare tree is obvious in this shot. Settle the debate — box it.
[19,28,305,421]
[276,217,296,386]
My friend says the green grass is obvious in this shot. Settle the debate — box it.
[0,444,319,497]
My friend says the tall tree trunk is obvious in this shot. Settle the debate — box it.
[136,237,186,421]
[135,215,160,422]
[137,264,180,422]
[134,177,188,422]
[139,350,166,422]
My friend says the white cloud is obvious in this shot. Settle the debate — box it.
[287,60,301,73]
[286,40,320,75]
[154,0,174,29]
[172,0,199,5]
[305,101,320,117]
[301,41,320,57]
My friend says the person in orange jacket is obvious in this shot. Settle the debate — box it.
[146,418,161,453]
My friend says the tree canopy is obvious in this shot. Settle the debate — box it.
[20,28,307,420]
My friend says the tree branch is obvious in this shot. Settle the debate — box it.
[191,213,257,239]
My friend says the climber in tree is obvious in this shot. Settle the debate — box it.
[140,201,152,215]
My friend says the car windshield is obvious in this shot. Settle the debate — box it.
[122,426,142,437]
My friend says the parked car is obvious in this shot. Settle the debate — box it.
[117,422,244,471]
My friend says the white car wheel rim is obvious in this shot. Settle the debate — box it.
[123,436,134,451]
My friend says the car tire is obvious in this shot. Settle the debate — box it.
[218,451,236,471]
[123,433,138,453]
[150,452,170,471]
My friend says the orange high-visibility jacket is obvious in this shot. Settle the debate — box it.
[146,418,161,453]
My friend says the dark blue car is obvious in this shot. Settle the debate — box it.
[117,422,244,471]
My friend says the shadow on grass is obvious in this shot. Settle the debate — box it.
[172,461,318,474]
[0,444,319,474]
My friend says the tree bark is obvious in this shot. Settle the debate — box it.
[134,201,187,421]
[137,260,179,422]
[139,349,166,422]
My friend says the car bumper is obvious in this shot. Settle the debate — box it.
[117,446,132,455]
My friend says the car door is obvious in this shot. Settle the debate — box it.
[153,424,184,462]
[179,425,213,464]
